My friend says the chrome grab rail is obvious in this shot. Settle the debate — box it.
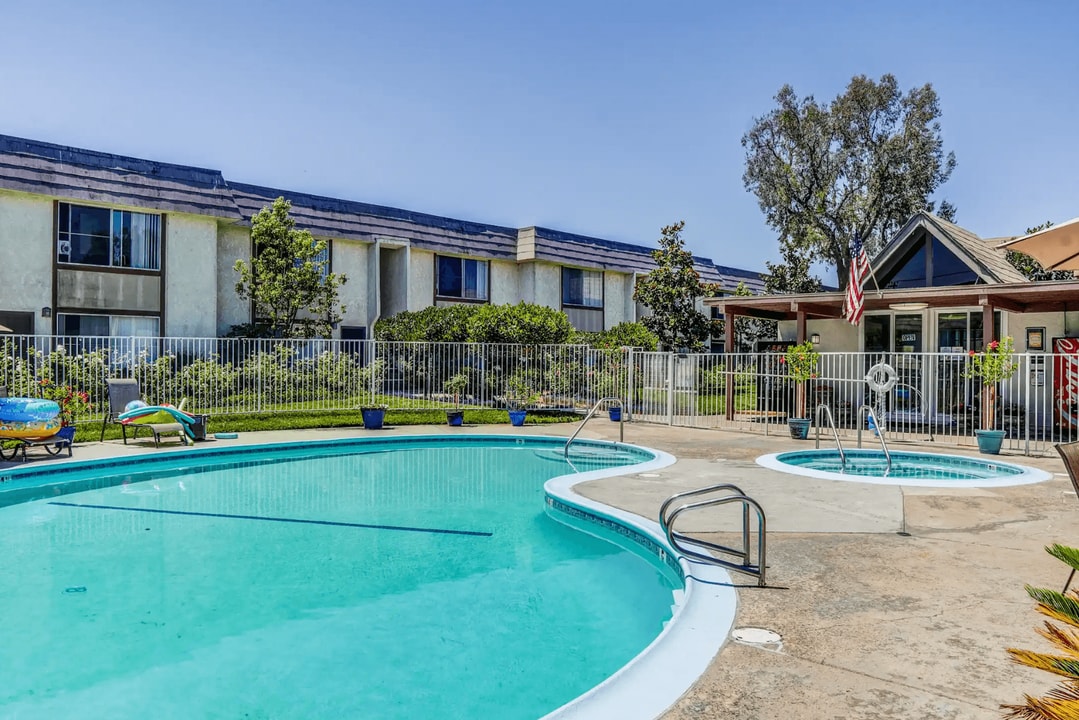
[857,404,892,476]
[564,397,624,457]
[659,483,767,587]
[814,403,846,470]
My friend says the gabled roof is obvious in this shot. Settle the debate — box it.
[229,182,519,259]
[0,135,241,219]
[871,211,1028,285]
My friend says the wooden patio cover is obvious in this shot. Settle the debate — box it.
[708,280,1079,350]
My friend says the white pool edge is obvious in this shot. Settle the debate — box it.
[756,449,1053,488]
[541,443,738,720]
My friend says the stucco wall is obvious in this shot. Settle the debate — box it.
[533,262,561,311]
[164,213,218,337]
[216,224,250,335]
[603,271,630,329]
[332,238,369,335]
[0,190,52,333]
[407,248,433,312]
[380,245,409,317]
[490,260,519,305]
[518,263,536,304]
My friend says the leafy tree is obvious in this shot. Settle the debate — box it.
[743,74,956,289]
[764,235,824,294]
[232,197,347,338]
[633,221,719,351]
[1006,222,1072,282]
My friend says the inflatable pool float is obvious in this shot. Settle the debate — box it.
[0,398,62,439]
[118,404,197,439]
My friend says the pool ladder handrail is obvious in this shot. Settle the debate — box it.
[564,397,623,458]
[813,403,846,471]
[659,483,767,587]
[856,404,892,476]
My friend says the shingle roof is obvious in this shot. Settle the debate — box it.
[871,211,1028,286]
[0,133,766,291]
[229,182,519,259]
[920,213,1028,284]
[529,226,765,293]
[0,135,241,219]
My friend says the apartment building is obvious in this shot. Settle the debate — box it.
[0,135,763,340]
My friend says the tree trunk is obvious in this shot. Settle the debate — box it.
[982,384,997,430]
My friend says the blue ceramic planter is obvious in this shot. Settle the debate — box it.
[787,418,811,440]
[361,408,386,430]
[975,429,1005,455]
[446,410,464,427]
[508,410,527,427]
[608,407,622,422]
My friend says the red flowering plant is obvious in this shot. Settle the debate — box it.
[38,378,93,427]
[962,336,1018,430]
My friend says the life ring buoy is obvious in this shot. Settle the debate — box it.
[865,363,897,393]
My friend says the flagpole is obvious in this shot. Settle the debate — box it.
[858,233,884,298]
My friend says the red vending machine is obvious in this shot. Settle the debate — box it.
[1053,337,1079,430]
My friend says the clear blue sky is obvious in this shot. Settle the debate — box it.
[3,0,1077,281]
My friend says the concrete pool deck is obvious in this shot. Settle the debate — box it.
[3,422,1071,719]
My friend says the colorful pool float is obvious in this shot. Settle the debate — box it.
[119,404,197,439]
[0,398,62,438]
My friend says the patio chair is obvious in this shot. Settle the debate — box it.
[100,379,142,444]
[1054,440,1079,592]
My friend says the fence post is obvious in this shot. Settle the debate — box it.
[666,352,675,426]
[625,346,635,421]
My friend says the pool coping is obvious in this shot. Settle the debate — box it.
[541,444,738,720]
[756,448,1053,488]
[0,433,738,720]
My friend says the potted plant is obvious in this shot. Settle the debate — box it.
[38,378,92,444]
[782,341,819,440]
[593,363,626,421]
[443,372,469,426]
[504,373,538,427]
[963,336,1018,454]
[360,404,388,430]
[358,360,388,429]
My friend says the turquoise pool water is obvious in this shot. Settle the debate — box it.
[759,448,1051,487]
[0,437,677,719]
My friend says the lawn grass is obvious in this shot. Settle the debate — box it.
[69,408,580,443]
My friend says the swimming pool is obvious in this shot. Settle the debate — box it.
[757,448,1052,487]
[0,435,734,719]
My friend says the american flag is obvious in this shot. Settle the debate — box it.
[844,236,871,325]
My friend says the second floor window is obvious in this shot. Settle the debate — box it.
[57,202,161,270]
[562,267,603,308]
[437,256,488,300]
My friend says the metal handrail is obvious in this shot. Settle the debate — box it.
[857,404,892,476]
[564,397,624,457]
[660,483,767,587]
[814,403,846,470]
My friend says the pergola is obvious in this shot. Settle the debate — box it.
[705,280,1079,420]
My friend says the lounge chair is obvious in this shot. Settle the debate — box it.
[1054,440,1079,592]
[100,379,188,447]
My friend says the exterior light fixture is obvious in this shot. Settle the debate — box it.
[810,333,821,344]
[888,302,929,311]
[41,307,52,318]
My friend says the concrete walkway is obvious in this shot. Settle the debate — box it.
[2,422,1073,719]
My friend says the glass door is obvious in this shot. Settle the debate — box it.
[892,314,925,425]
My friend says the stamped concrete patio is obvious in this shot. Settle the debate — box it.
[3,421,1072,719]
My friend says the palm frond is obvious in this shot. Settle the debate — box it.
[1002,686,1079,720]
[1029,587,1079,628]
[1048,545,1079,575]
[1038,622,1079,657]
[1007,649,1079,680]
